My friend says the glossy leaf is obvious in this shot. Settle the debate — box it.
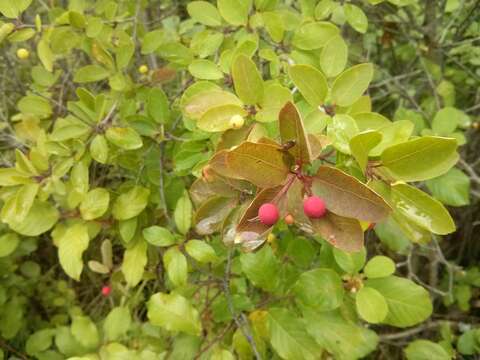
[187,1,222,26]
[217,0,251,25]
[194,196,237,235]
[405,340,450,360]
[79,188,110,220]
[58,223,89,281]
[391,183,455,235]
[8,200,59,236]
[142,226,176,247]
[344,4,368,33]
[198,104,247,132]
[240,245,281,292]
[174,191,193,235]
[426,168,470,206]
[164,246,188,287]
[105,127,143,150]
[381,136,458,182]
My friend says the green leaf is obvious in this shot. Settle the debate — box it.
[71,315,99,350]
[105,127,143,150]
[405,340,450,360]
[198,104,247,132]
[426,168,470,206]
[174,191,193,235]
[164,246,188,287]
[38,39,54,72]
[185,240,218,263]
[391,183,456,235]
[313,166,390,222]
[231,54,264,105]
[187,1,222,26]
[217,0,251,25]
[240,245,281,292]
[294,268,344,311]
[344,4,368,33]
[288,65,328,107]
[103,307,131,341]
[73,65,110,83]
[320,35,348,77]
[432,107,463,135]
[226,142,290,188]
[355,286,388,324]
[292,21,339,50]
[263,11,285,42]
[122,239,147,287]
[364,255,395,278]
[1,183,39,224]
[147,88,170,124]
[333,247,366,274]
[8,200,59,237]
[279,102,312,164]
[267,308,322,360]
[25,329,54,356]
[112,186,150,220]
[0,233,19,257]
[367,276,433,327]
[311,212,364,252]
[189,59,224,80]
[381,136,458,182]
[0,0,32,18]
[305,310,378,359]
[331,64,374,107]
[90,135,109,164]
[327,114,360,154]
[58,223,89,281]
[18,95,52,118]
[147,292,201,335]
[256,83,293,123]
[349,131,382,172]
[142,226,176,247]
[184,90,242,120]
[79,188,109,220]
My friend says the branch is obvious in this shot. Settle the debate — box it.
[223,248,262,360]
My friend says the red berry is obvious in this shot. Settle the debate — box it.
[258,203,279,226]
[284,214,294,225]
[303,196,327,218]
[101,286,111,297]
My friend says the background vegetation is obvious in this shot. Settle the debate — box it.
[0,0,479,359]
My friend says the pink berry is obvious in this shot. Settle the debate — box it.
[258,203,279,226]
[303,196,327,218]
[101,286,111,297]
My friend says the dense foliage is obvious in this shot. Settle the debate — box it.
[0,0,479,359]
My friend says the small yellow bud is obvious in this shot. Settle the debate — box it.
[16,48,30,60]
[230,114,245,129]
[267,233,276,243]
[138,65,149,74]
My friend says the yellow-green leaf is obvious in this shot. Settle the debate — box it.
[289,64,328,107]
[331,64,374,107]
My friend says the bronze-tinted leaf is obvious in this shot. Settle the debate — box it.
[226,142,291,188]
[311,212,363,252]
[194,196,238,235]
[279,102,312,164]
[209,150,244,179]
[312,166,391,222]
[217,125,253,151]
[236,185,288,251]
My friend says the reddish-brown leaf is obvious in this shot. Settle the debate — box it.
[312,166,391,222]
[311,212,363,252]
[226,142,291,188]
[279,102,312,164]
[194,196,238,235]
